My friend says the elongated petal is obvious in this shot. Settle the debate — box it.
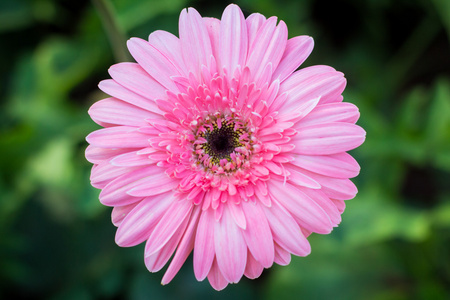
[127,172,179,197]
[148,30,187,75]
[207,259,229,291]
[89,98,158,127]
[179,8,213,75]
[111,202,138,227]
[203,17,221,68]
[86,126,150,149]
[145,212,190,272]
[263,199,311,256]
[90,161,138,187]
[290,152,360,178]
[98,79,162,114]
[85,145,135,164]
[220,4,247,76]
[332,199,346,213]
[300,187,341,226]
[240,200,274,268]
[162,206,201,284]
[297,102,360,127]
[127,38,180,91]
[108,63,166,101]
[194,209,216,281]
[291,122,366,155]
[301,170,359,200]
[286,166,321,189]
[273,36,314,82]
[280,65,346,108]
[115,194,173,247]
[145,199,193,256]
[110,151,153,167]
[246,17,288,85]
[244,250,264,279]
[214,206,247,283]
[228,201,246,229]
[274,242,291,266]
[99,166,160,206]
[246,13,266,49]
[268,181,333,234]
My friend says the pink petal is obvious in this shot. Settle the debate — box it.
[297,102,360,127]
[99,166,160,206]
[86,126,150,149]
[290,152,360,178]
[179,8,213,76]
[244,250,264,279]
[240,200,274,268]
[127,38,180,91]
[220,4,248,76]
[115,194,173,247]
[277,96,320,123]
[85,145,135,164]
[246,13,266,47]
[272,36,314,82]
[263,198,311,256]
[332,199,346,213]
[279,65,346,108]
[145,211,190,272]
[90,161,138,187]
[98,79,162,114]
[274,242,291,266]
[110,151,153,167]
[194,209,216,281]
[127,172,179,197]
[207,259,229,291]
[302,170,358,200]
[228,201,247,229]
[148,30,187,75]
[291,122,366,155]
[264,161,283,175]
[145,199,193,256]
[162,206,201,284]
[88,97,157,127]
[246,17,288,85]
[214,206,247,283]
[254,181,271,207]
[203,17,221,68]
[268,181,333,234]
[286,165,321,189]
[111,202,138,227]
[300,187,341,226]
[108,63,166,101]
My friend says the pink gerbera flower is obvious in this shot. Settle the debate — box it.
[86,4,365,290]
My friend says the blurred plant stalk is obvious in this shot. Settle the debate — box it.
[92,0,132,62]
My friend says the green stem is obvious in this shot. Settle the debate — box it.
[91,0,131,62]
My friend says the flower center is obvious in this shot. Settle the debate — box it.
[204,122,242,161]
[191,114,253,173]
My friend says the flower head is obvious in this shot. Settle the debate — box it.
[86,4,365,290]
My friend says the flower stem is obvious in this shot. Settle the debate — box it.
[91,0,131,62]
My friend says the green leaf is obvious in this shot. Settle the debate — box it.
[113,0,188,31]
[426,78,450,169]
[431,0,450,40]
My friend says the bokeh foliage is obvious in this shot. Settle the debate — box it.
[0,0,449,299]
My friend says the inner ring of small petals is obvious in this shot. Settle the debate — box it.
[191,115,252,173]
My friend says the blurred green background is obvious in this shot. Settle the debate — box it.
[1,0,449,299]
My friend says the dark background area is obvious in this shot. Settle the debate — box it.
[0,0,449,299]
